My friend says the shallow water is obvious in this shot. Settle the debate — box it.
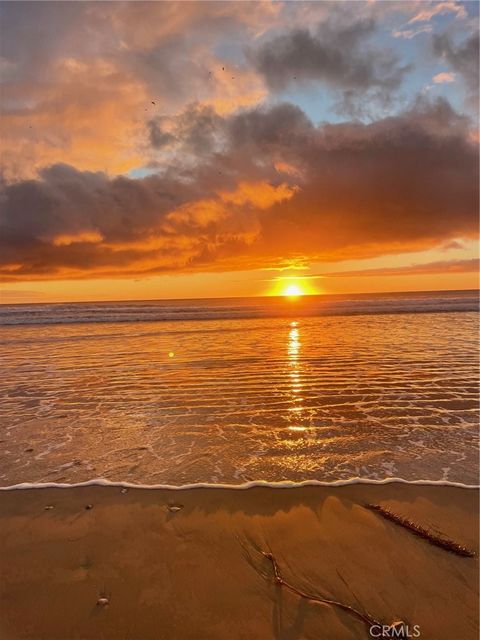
[1,295,478,486]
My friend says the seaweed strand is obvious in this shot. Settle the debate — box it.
[365,503,476,558]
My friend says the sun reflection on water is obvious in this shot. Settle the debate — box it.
[287,322,305,426]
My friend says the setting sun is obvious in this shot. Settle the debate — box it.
[269,277,318,297]
[284,284,304,297]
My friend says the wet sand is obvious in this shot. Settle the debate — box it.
[0,482,478,639]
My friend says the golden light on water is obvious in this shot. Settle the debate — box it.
[287,323,305,427]
[288,327,300,357]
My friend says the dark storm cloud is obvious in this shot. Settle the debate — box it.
[433,31,480,92]
[251,18,409,93]
[228,98,478,261]
[0,98,478,280]
[227,102,311,150]
[172,104,224,156]
[147,120,176,150]
[0,164,205,278]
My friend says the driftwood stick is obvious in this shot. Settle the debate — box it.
[365,503,476,558]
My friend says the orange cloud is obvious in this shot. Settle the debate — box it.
[0,59,147,180]
[202,65,267,115]
[220,181,298,209]
[0,100,478,283]
[408,2,466,24]
[321,258,479,278]
[51,231,104,247]
[433,71,456,84]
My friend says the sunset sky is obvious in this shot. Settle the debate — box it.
[0,0,478,303]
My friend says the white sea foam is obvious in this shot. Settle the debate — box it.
[1,477,478,491]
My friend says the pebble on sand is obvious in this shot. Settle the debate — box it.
[167,504,184,513]
[96,597,109,607]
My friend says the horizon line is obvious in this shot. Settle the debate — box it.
[1,288,479,307]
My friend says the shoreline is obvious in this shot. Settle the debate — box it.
[1,476,478,491]
[0,482,478,639]
[1,476,479,491]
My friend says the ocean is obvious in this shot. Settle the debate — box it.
[1,290,478,487]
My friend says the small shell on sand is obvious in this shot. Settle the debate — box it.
[44,505,54,510]
[96,597,109,607]
[167,504,184,513]
[121,488,129,494]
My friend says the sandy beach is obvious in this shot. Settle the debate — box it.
[0,481,477,640]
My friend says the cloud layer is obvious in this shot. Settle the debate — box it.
[1,97,477,281]
[252,17,408,94]
[0,1,478,283]
[322,258,479,278]
[433,31,479,92]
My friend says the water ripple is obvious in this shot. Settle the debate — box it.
[0,311,478,486]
